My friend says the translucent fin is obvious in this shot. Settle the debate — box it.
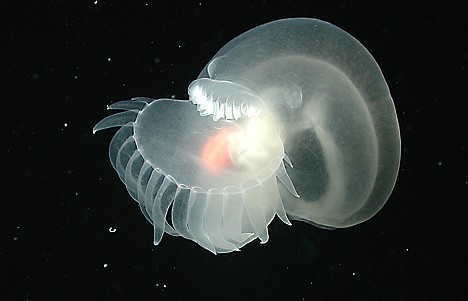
[144,169,164,223]
[108,100,147,111]
[242,179,269,243]
[221,187,253,243]
[284,154,293,168]
[147,174,179,243]
[204,190,239,252]
[92,111,138,133]
[187,187,217,254]
[123,151,143,201]
[114,135,136,182]
[275,198,292,226]
[171,185,193,240]
[130,97,153,103]
[262,168,292,226]
[276,162,300,197]
[108,125,134,171]
[137,161,153,223]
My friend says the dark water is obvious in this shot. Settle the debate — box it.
[3,2,466,300]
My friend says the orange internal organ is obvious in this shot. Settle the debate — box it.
[202,127,235,172]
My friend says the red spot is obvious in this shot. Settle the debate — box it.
[202,128,234,172]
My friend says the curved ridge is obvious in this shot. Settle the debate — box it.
[188,78,264,121]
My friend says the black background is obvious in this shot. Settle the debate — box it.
[2,1,466,300]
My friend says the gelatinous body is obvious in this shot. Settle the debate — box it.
[94,18,400,254]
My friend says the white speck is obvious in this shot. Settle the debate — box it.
[64,123,68,127]
[352,272,356,276]
[437,161,442,166]
[94,1,98,4]
[109,227,116,233]
[103,263,108,268]
[107,57,111,61]
[74,75,78,79]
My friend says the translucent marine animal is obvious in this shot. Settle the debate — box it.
[93,18,400,254]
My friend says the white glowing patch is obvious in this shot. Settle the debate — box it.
[188,78,264,121]
[228,117,283,171]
